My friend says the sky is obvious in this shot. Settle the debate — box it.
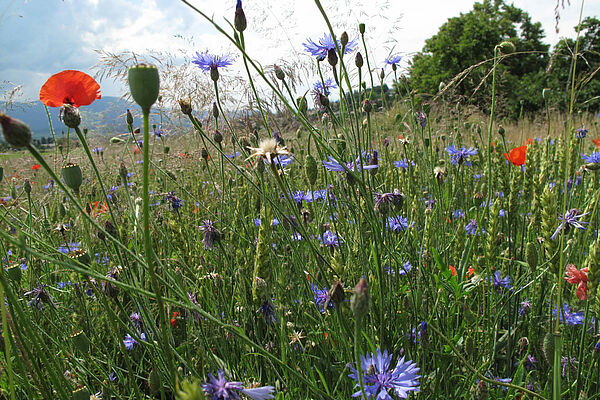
[1,0,598,102]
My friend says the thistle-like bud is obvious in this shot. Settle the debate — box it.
[359,23,365,34]
[178,99,192,116]
[61,163,83,192]
[213,130,223,144]
[234,0,247,32]
[128,64,160,113]
[498,124,505,137]
[319,93,330,108]
[60,104,81,129]
[355,52,364,68]
[340,31,349,47]
[362,99,372,113]
[201,148,209,161]
[24,179,32,194]
[380,68,385,80]
[327,48,338,67]
[126,109,134,126]
[350,277,369,320]
[274,64,285,80]
[0,113,32,148]
[119,162,128,182]
[304,153,318,186]
[212,102,219,119]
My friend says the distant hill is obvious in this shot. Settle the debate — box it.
[0,96,133,140]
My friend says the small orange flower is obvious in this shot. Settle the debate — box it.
[504,145,527,166]
[39,70,101,108]
[525,138,534,145]
[593,138,600,150]
[32,164,41,171]
[565,264,589,301]
[467,266,475,278]
[170,311,181,326]
[449,265,457,277]
[85,201,109,218]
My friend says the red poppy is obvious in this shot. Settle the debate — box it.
[449,265,457,277]
[32,164,41,170]
[85,201,109,218]
[467,266,475,278]
[565,264,589,301]
[170,311,181,327]
[525,138,534,145]
[504,145,527,166]
[39,70,101,108]
[593,138,600,150]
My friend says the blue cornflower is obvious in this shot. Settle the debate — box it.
[303,33,358,59]
[202,370,275,400]
[58,242,80,254]
[348,348,420,399]
[491,270,511,290]
[452,209,465,219]
[445,145,478,166]
[199,220,221,250]
[225,151,241,158]
[576,126,588,139]
[130,312,142,328]
[192,52,235,72]
[319,230,341,247]
[551,208,589,239]
[581,151,600,164]
[270,154,294,167]
[416,110,427,129]
[465,219,479,235]
[393,159,415,171]
[385,55,402,66]
[257,300,278,325]
[323,153,377,173]
[387,216,411,232]
[164,191,183,211]
[123,332,146,350]
[553,304,585,326]
[313,78,337,96]
[312,284,333,312]
[374,190,404,214]
[25,284,55,310]
[519,299,531,316]
[92,147,103,153]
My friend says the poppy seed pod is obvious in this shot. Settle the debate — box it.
[128,64,160,113]
[234,0,247,32]
[0,113,32,148]
[70,329,91,353]
[62,163,83,192]
[60,104,81,128]
[69,249,91,266]
[355,52,364,68]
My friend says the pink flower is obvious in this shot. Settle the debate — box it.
[565,264,589,301]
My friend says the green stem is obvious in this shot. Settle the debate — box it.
[0,281,16,400]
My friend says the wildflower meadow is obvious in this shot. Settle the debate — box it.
[0,1,600,399]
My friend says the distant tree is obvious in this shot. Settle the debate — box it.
[409,0,549,117]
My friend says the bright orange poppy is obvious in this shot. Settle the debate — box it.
[504,145,527,166]
[32,164,41,170]
[593,138,600,150]
[449,265,457,277]
[85,201,109,218]
[39,70,101,108]
[525,138,534,145]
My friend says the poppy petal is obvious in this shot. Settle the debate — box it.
[504,145,527,166]
[40,70,101,108]
[593,138,600,150]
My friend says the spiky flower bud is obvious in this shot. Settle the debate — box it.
[24,179,31,194]
[201,148,209,161]
[0,113,32,148]
[274,64,285,80]
[304,153,318,186]
[327,48,338,67]
[126,109,134,126]
[212,102,219,119]
[355,52,364,68]
[128,64,160,113]
[234,0,247,32]
[178,99,192,115]
[362,99,372,113]
[119,162,128,182]
[61,163,83,192]
[380,68,385,80]
[213,130,223,144]
[350,277,369,320]
[319,93,330,108]
[340,31,349,46]
[498,125,505,137]
[60,104,81,128]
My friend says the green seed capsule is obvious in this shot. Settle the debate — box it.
[62,163,83,192]
[128,64,160,113]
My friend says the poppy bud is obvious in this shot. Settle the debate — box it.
[328,280,345,307]
[340,31,349,47]
[213,130,223,144]
[60,104,81,128]
[473,381,488,400]
[24,179,31,194]
[355,52,363,68]
[234,0,247,32]
[350,277,369,320]
[274,64,285,80]
[304,153,318,186]
[518,336,529,353]
[10,182,17,200]
[327,48,338,67]
[297,96,308,117]
[126,109,134,126]
[70,329,90,353]
[110,137,125,144]
[0,113,32,148]
[62,163,83,192]
[497,40,516,54]
[163,146,170,154]
[212,102,219,119]
[359,23,365,34]
[525,242,538,273]
[128,64,160,113]
[148,369,161,395]
[542,332,554,364]
[59,203,66,218]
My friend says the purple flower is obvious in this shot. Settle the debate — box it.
[374,190,404,213]
[123,332,146,350]
[199,220,221,250]
[551,208,589,240]
[576,126,588,139]
[491,270,511,290]
[465,219,479,235]
[387,216,411,232]
[452,209,465,219]
[385,55,402,66]
[312,284,333,312]
[202,370,275,400]
[303,33,358,58]
[519,299,531,316]
[313,78,337,96]
[130,312,142,328]
[225,151,241,158]
[323,153,378,173]
[58,242,80,254]
[393,159,415,171]
[164,191,183,211]
[271,154,293,167]
[192,52,235,72]
[257,300,278,325]
[319,230,341,247]
[416,111,427,129]
[553,304,585,326]
[25,284,55,309]
[524,355,536,371]
[348,348,420,399]
[561,356,578,377]
[445,145,478,166]
[581,151,600,164]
